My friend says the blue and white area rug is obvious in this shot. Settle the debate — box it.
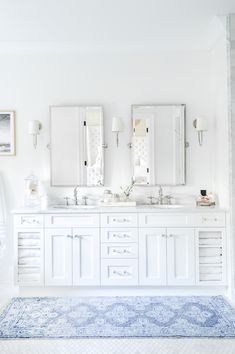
[0,296,235,338]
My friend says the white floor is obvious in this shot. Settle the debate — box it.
[1,338,235,354]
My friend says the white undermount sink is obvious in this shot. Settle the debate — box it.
[140,204,185,209]
[51,205,97,209]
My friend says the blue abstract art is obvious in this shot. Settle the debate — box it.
[0,296,235,338]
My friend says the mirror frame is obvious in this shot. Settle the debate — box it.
[131,104,186,186]
[50,105,105,187]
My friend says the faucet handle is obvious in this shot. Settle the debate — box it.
[82,195,88,205]
[147,196,156,205]
[64,196,70,206]
[164,195,173,205]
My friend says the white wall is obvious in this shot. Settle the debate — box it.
[211,29,230,207]
[0,47,216,208]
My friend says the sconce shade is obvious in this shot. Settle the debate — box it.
[112,117,123,132]
[28,120,41,135]
[193,116,208,146]
[193,117,208,131]
[28,120,42,149]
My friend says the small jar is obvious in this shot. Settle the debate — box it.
[112,193,120,203]
[24,173,40,207]
[103,190,113,204]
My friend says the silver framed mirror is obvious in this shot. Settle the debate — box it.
[50,105,104,186]
[131,104,186,185]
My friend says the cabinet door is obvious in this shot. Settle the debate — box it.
[167,228,195,285]
[73,228,100,285]
[139,228,167,285]
[45,228,72,286]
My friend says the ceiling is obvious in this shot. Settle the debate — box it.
[0,0,235,51]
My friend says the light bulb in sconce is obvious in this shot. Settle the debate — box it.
[28,120,42,149]
[193,117,208,146]
[112,117,123,147]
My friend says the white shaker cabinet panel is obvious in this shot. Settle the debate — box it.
[101,228,138,243]
[45,229,73,286]
[101,214,138,227]
[45,214,99,228]
[73,228,100,286]
[139,228,167,285]
[101,259,138,286]
[139,214,189,227]
[167,228,195,285]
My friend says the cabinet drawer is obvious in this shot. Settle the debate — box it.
[139,213,189,227]
[101,259,138,286]
[192,214,225,227]
[101,243,138,259]
[101,214,138,227]
[14,215,44,228]
[101,228,138,243]
[139,213,226,227]
[45,214,100,227]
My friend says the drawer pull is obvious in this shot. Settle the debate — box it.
[67,235,73,238]
[22,219,40,224]
[113,249,130,254]
[113,233,130,238]
[113,218,128,223]
[113,270,130,276]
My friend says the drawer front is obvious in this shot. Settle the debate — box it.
[101,243,138,259]
[14,215,44,228]
[101,214,138,227]
[139,213,226,227]
[101,228,138,243]
[191,214,225,227]
[45,214,100,227]
[101,259,138,286]
[139,213,189,227]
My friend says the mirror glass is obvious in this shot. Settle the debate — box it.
[131,104,186,185]
[50,106,104,186]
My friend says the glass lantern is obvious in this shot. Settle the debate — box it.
[24,173,40,207]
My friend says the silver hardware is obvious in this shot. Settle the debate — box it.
[113,270,130,276]
[73,186,80,205]
[127,142,132,149]
[147,196,158,205]
[67,235,73,238]
[102,143,108,149]
[162,234,166,238]
[168,234,173,238]
[113,218,127,222]
[185,141,189,148]
[64,197,70,206]
[74,235,81,239]
[82,196,88,206]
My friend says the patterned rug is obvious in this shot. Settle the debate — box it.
[0,296,235,338]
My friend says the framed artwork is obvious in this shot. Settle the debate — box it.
[0,111,15,156]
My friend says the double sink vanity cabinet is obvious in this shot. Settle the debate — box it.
[13,207,227,289]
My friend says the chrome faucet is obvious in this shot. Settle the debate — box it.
[157,185,164,205]
[73,186,80,205]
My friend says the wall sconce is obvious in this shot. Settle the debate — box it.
[28,120,42,149]
[193,117,208,146]
[112,117,123,147]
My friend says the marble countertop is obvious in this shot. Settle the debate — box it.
[11,205,229,214]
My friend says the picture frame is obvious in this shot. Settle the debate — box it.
[0,111,15,156]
